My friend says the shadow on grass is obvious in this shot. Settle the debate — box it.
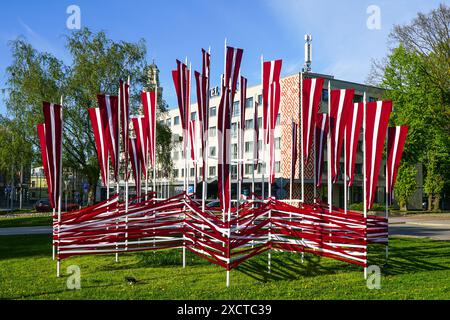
[237,239,450,283]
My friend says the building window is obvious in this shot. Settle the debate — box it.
[369,97,377,102]
[275,161,281,173]
[276,114,281,125]
[181,169,185,178]
[245,141,253,153]
[233,101,240,116]
[209,166,216,176]
[354,95,363,103]
[257,163,266,174]
[231,144,238,159]
[166,118,172,127]
[245,164,254,175]
[231,122,238,138]
[275,137,281,150]
[258,140,263,151]
[173,151,179,160]
[191,111,197,121]
[246,97,254,109]
[355,164,363,175]
[210,107,217,117]
[322,89,329,102]
[190,168,195,177]
[174,116,180,125]
[209,146,216,157]
[258,117,263,128]
[209,126,217,137]
[257,94,263,105]
[231,165,238,178]
[173,169,179,178]
[245,119,254,130]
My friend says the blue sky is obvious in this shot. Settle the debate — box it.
[0,0,444,113]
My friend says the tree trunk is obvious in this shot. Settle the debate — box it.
[428,194,433,211]
[400,202,408,211]
[88,184,96,206]
[433,194,441,212]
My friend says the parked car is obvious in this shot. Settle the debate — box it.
[35,200,52,212]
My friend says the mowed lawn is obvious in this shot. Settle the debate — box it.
[0,235,449,300]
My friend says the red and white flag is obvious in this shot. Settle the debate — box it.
[37,124,52,207]
[315,113,329,187]
[88,108,109,186]
[41,102,63,209]
[262,60,282,143]
[97,94,119,181]
[129,138,142,198]
[330,89,355,183]
[172,60,191,135]
[119,79,130,177]
[253,100,260,170]
[239,76,248,182]
[345,103,364,187]
[132,117,148,177]
[195,70,208,181]
[218,87,232,212]
[302,78,324,164]
[365,101,393,210]
[268,81,280,185]
[291,121,299,182]
[189,120,197,161]
[224,46,243,101]
[387,126,409,205]
[142,90,157,166]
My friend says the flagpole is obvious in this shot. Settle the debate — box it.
[313,110,317,205]
[300,72,304,203]
[261,55,265,200]
[385,128,389,260]
[252,94,257,204]
[154,87,158,199]
[115,88,122,263]
[344,130,348,214]
[327,81,332,213]
[56,96,64,277]
[290,119,294,201]
[125,77,130,252]
[363,92,368,279]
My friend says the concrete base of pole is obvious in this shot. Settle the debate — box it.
[52,245,55,261]
[364,267,368,280]
[268,252,271,274]
[301,252,304,263]
[226,270,230,288]
[183,247,186,268]
[115,253,119,263]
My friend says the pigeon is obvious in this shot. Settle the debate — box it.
[124,276,137,285]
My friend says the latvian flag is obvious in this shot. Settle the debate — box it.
[315,113,329,187]
[345,103,364,187]
[119,80,130,178]
[97,94,119,181]
[365,101,392,210]
[88,108,109,186]
[386,126,409,205]
[302,78,324,164]
[38,102,63,209]
[129,138,142,198]
[142,90,157,167]
[329,89,355,183]
[132,116,149,177]
[172,60,191,147]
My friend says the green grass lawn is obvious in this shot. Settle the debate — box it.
[0,216,52,228]
[0,235,449,300]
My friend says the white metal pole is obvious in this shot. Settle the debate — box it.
[153,87,158,198]
[385,127,389,260]
[327,81,332,213]
[363,92,368,279]
[57,96,64,277]
[344,130,348,214]
[290,119,294,201]
[300,72,304,203]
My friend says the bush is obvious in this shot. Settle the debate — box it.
[349,202,386,212]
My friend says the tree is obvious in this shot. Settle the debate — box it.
[369,4,450,210]
[4,28,173,205]
[394,163,418,211]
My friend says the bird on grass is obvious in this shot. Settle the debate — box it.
[124,276,138,285]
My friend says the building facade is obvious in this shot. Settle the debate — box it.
[158,72,423,210]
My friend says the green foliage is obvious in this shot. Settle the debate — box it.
[349,202,385,212]
[372,4,450,210]
[4,28,173,203]
[394,163,418,211]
